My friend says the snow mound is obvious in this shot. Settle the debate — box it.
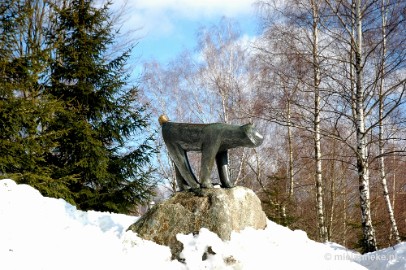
[0,179,404,269]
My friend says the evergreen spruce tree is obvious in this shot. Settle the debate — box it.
[0,0,72,200]
[48,0,156,213]
[0,0,23,177]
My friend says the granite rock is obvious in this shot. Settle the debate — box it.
[127,186,267,258]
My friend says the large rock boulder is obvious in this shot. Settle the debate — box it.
[127,186,267,258]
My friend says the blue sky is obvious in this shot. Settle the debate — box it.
[111,0,260,65]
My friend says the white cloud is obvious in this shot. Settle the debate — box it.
[111,0,257,38]
[134,0,256,18]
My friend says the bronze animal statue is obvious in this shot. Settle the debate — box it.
[159,115,264,191]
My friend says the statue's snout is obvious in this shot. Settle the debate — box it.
[244,124,264,147]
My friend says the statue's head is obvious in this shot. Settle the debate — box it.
[242,124,264,147]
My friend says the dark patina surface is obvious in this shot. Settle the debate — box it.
[160,116,264,191]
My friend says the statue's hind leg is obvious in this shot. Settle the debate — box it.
[174,166,190,191]
[166,143,200,189]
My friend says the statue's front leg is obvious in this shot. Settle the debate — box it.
[216,150,233,188]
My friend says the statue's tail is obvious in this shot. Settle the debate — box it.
[158,114,169,126]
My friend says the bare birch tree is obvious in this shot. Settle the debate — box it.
[310,0,328,242]
[196,18,257,184]
[377,0,401,244]
[322,0,406,252]
[353,0,378,252]
[256,0,329,242]
[141,19,257,190]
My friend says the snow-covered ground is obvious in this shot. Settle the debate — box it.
[0,179,405,270]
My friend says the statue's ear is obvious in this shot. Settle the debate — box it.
[241,123,253,133]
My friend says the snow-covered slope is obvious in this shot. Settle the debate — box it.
[0,179,404,269]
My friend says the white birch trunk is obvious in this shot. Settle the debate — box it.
[328,146,336,241]
[354,0,377,252]
[342,174,348,247]
[233,151,246,186]
[378,0,401,244]
[311,0,327,242]
[287,99,294,198]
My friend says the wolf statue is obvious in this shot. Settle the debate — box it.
[159,115,264,191]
